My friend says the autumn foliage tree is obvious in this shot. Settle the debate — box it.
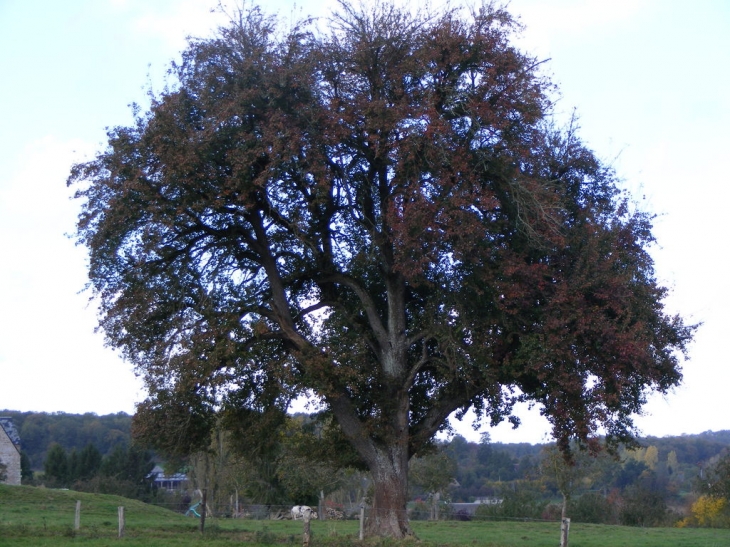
[70,1,693,537]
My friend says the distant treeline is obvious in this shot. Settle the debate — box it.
[4,408,730,492]
[0,410,132,470]
[443,431,730,503]
[446,430,730,472]
[445,431,730,501]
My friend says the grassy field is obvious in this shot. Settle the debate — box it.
[2,484,730,546]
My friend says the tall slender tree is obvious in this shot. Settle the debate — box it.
[44,443,69,487]
[70,1,693,537]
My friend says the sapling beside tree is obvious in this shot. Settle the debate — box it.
[70,1,694,537]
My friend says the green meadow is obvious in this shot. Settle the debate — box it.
[1,484,729,546]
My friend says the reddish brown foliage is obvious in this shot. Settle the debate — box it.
[69,1,693,538]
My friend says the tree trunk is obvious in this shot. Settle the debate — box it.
[365,445,413,538]
[328,373,416,538]
[560,493,570,547]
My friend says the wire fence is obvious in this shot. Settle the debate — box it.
[6,499,562,526]
[0,490,582,545]
[114,497,564,524]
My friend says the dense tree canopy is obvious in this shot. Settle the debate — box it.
[1,410,132,470]
[698,451,730,500]
[69,1,693,537]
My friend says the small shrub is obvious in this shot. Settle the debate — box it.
[570,492,617,524]
[681,495,730,528]
[619,485,668,527]
[475,486,546,521]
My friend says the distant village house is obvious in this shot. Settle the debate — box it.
[150,465,188,491]
[0,417,21,485]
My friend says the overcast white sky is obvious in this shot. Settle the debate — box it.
[0,0,728,444]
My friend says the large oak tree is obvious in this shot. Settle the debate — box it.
[70,1,693,537]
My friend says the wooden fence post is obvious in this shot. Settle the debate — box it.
[118,506,125,538]
[302,507,312,547]
[74,500,81,530]
[359,504,365,541]
[560,517,571,547]
[200,489,207,534]
[319,490,326,521]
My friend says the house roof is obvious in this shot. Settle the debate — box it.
[0,417,21,448]
[150,465,188,482]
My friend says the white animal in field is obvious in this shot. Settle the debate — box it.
[291,505,318,520]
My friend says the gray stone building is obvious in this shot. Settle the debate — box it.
[0,417,21,485]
